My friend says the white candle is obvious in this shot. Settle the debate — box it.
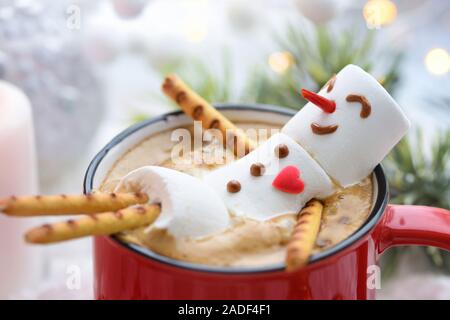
[0,80,42,298]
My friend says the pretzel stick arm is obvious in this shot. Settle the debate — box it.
[0,193,149,217]
[25,204,160,244]
[285,200,324,271]
[162,74,256,156]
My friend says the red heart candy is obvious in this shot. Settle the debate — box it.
[272,165,305,194]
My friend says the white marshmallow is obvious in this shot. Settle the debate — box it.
[115,166,230,239]
[204,133,334,220]
[282,64,410,187]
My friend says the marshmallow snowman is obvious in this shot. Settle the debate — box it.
[205,64,410,221]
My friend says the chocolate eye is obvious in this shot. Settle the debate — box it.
[325,74,336,93]
[346,94,371,118]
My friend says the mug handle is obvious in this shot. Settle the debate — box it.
[377,204,450,255]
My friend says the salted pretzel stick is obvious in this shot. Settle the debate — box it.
[285,199,324,271]
[0,193,149,217]
[162,74,256,156]
[25,204,160,244]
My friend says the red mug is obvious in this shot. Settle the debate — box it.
[84,104,450,300]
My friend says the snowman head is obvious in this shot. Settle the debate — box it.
[282,64,410,187]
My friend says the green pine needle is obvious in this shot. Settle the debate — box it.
[242,23,402,109]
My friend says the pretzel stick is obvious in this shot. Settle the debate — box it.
[162,74,256,156]
[25,204,160,244]
[0,193,149,217]
[285,199,323,271]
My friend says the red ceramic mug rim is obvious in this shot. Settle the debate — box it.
[84,103,389,274]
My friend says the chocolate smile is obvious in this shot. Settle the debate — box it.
[311,123,339,135]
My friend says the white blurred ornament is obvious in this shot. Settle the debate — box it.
[227,0,261,32]
[111,0,149,19]
[131,35,185,69]
[294,0,338,24]
[0,1,104,184]
[83,21,127,63]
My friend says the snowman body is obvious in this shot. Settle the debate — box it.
[204,133,334,220]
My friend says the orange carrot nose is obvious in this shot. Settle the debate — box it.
[301,89,336,113]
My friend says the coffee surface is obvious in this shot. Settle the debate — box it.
[100,122,373,267]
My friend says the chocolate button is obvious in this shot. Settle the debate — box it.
[250,163,265,176]
[275,144,289,158]
[227,180,241,193]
